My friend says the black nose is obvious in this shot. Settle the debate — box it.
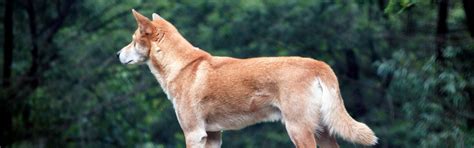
[116,52,120,58]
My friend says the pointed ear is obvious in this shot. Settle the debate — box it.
[152,13,162,21]
[132,9,153,35]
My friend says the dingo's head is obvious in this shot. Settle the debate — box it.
[116,9,170,64]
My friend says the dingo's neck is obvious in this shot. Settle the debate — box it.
[147,30,210,99]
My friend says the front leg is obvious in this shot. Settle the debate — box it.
[174,100,207,148]
[205,131,222,148]
[183,129,207,148]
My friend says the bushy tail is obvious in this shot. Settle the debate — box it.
[317,78,378,146]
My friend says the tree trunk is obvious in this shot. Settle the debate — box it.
[405,8,414,36]
[26,0,39,88]
[2,0,13,88]
[345,49,360,80]
[436,0,448,63]
[461,0,474,127]
[344,48,367,116]
[1,0,14,146]
[377,0,386,12]
[463,0,474,37]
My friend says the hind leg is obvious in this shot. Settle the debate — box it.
[284,121,317,148]
[316,127,339,148]
[281,94,319,147]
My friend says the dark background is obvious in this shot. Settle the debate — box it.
[1,0,473,147]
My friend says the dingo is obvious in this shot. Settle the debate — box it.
[117,10,377,148]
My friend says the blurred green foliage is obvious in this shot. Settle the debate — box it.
[1,0,473,147]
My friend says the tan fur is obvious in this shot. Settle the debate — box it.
[117,10,378,148]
